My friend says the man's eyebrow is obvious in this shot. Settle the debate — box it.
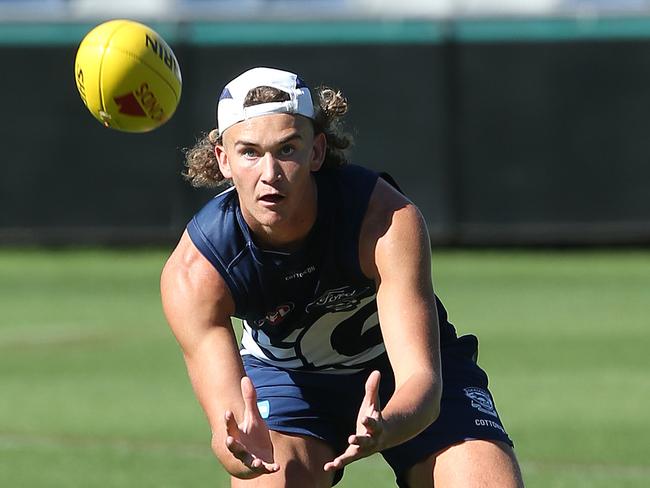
[234,133,303,147]
[277,133,303,144]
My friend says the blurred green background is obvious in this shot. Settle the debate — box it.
[1,249,648,487]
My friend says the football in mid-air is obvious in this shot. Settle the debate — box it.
[74,19,182,133]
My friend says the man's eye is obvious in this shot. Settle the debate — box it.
[278,145,295,157]
[242,149,258,158]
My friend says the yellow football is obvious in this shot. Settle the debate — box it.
[74,19,182,132]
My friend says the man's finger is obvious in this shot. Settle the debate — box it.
[250,458,280,472]
[241,376,266,424]
[257,460,280,473]
[323,455,354,471]
[323,460,341,472]
[241,376,258,406]
[323,446,361,471]
[226,435,251,463]
[361,416,381,433]
[224,410,239,437]
[348,434,375,450]
[226,437,280,474]
[364,370,381,410]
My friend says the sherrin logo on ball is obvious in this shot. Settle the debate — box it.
[74,19,182,133]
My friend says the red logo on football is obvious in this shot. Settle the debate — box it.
[113,83,165,121]
[113,92,146,117]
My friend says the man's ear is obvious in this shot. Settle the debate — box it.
[215,144,232,179]
[310,132,327,172]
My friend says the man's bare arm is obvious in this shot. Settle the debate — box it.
[361,178,442,448]
[161,231,278,478]
[325,179,442,471]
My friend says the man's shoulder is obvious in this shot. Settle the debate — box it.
[358,175,422,274]
[189,187,239,241]
[318,164,379,217]
[186,187,247,273]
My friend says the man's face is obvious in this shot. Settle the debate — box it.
[215,113,326,238]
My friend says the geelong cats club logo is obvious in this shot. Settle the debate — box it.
[464,387,498,418]
[254,303,294,327]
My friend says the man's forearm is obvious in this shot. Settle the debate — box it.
[380,372,442,450]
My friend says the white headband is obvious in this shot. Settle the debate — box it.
[217,67,315,135]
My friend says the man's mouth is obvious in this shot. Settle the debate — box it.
[259,194,284,204]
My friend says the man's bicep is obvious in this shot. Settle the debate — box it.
[161,231,235,352]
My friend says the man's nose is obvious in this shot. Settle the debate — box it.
[260,152,281,183]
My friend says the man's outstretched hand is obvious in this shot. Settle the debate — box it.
[221,376,280,478]
[324,370,385,472]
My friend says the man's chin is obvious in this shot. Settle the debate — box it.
[254,208,286,227]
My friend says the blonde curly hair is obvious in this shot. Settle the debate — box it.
[183,84,352,188]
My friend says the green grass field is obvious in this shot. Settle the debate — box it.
[1,248,648,487]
